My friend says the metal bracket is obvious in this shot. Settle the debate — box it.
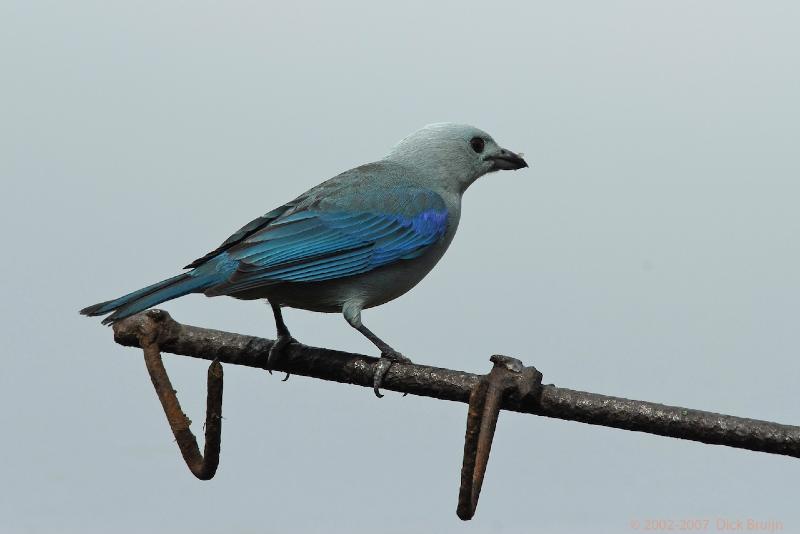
[457,355,543,520]
[137,313,223,480]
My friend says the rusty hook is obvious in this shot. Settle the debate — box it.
[140,330,223,480]
[457,355,542,520]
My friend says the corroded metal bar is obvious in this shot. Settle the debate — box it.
[140,329,223,480]
[457,356,543,520]
[113,310,800,460]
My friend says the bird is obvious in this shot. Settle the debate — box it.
[81,123,528,396]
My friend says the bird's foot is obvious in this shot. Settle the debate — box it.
[373,350,412,398]
[267,334,297,381]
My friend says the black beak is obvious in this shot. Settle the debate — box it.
[485,149,528,170]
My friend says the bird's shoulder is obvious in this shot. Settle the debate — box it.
[289,160,445,217]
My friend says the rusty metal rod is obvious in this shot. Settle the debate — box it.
[457,355,544,520]
[113,309,800,460]
[457,372,501,520]
[141,335,223,480]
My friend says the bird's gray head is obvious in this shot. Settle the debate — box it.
[385,123,528,192]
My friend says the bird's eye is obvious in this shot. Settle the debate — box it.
[470,137,485,154]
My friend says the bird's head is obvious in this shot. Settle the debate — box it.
[386,123,528,192]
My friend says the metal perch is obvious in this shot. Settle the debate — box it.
[139,325,223,481]
[112,309,800,519]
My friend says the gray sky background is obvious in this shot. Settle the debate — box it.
[2,1,799,532]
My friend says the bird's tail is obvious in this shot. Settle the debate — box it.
[80,272,214,325]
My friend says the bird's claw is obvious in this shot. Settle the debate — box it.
[373,350,412,398]
[267,335,297,381]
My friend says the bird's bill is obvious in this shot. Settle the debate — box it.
[485,149,528,170]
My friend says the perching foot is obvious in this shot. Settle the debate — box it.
[267,334,296,381]
[373,350,412,398]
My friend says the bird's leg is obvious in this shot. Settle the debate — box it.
[343,304,411,398]
[267,301,296,381]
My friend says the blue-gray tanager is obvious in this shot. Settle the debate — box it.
[81,123,528,395]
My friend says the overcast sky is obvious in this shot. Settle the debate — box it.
[2,1,799,533]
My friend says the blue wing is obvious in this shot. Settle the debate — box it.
[205,187,448,293]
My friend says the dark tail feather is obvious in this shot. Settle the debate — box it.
[80,273,213,325]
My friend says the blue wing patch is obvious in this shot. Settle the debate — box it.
[206,190,448,292]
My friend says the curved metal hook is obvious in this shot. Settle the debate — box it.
[141,338,223,480]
